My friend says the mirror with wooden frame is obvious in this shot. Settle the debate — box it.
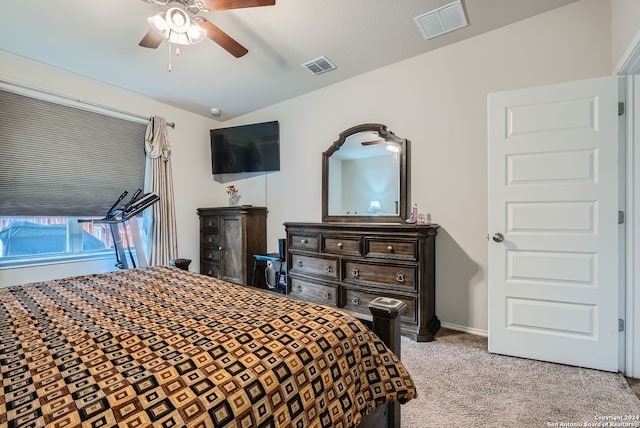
[322,123,408,223]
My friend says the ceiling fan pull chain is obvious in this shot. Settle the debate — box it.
[168,42,173,72]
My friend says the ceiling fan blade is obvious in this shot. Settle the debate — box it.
[199,19,248,58]
[203,0,275,11]
[139,29,164,49]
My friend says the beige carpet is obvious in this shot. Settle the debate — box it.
[400,329,640,428]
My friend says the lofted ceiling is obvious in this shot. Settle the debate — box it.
[1,0,578,121]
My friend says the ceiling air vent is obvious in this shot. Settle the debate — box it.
[414,0,468,40]
[302,56,337,75]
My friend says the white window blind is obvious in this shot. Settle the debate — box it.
[0,89,146,216]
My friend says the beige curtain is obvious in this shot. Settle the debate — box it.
[144,116,178,265]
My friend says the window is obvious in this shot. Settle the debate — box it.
[0,89,147,266]
[0,216,145,265]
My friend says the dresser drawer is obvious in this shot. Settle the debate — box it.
[342,288,417,325]
[343,260,417,292]
[201,248,221,263]
[290,254,338,279]
[200,261,220,277]
[365,238,417,260]
[290,278,337,307]
[289,234,319,252]
[200,233,221,249]
[200,216,220,234]
[322,236,361,256]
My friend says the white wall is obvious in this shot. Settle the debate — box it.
[342,155,398,216]
[222,0,612,333]
[0,0,614,334]
[612,0,640,70]
[0,54,223,286]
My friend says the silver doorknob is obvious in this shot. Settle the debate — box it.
[492,233,504,242]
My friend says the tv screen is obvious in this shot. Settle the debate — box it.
[210,121,280,174]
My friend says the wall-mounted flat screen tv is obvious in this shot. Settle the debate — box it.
[210,120,280,175]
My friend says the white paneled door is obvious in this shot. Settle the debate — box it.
[487,76,624,372]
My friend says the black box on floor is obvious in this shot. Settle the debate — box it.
[278,238,287,262]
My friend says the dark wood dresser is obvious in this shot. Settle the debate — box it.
[197,206,267,285]
[284,222,439,341]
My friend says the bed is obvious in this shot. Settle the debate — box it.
[0,266,415,427]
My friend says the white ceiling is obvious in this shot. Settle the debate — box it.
[1,0,578,121]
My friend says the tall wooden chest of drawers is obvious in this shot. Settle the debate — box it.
[197,206,267,285]
[284,222,439,341]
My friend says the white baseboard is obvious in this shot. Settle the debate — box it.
[440,322,488,337]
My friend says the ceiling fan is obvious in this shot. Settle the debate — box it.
[360,140,386,146]
[359,132,386,146]
[139,0,275,58]
[358,132,400,153]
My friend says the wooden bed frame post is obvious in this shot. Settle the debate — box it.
[369,297,407,428]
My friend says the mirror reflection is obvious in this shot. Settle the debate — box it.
[327,131,401,216]
[322,123,408,223]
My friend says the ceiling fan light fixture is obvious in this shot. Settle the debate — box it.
[187,18,207,44]
[168,30,190,45]
[148,12,170,37]
[386,143,400,153]
[148,6,206,46]
[165,7,190,33]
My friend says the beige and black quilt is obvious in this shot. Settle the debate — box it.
[0,266,415,427]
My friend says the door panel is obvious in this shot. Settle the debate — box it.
[507,149,596,184]
[507,250,595,285]
[221,216,242,283]
[488,76,622,371]
[507,201,596,233]
[506,298,596,338]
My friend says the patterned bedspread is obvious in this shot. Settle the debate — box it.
[0,266,415,427]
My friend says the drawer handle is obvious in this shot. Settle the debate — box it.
[337,242,343,249]
[207,221,213,226]
[351,268,359,278]
[301,238,308,244]
[218,246,223,251]
[296,260,303,267]
[207,236,213,242]
[207,270,213,275]
[387,245,394,252]
[396,272,406,283]
[322,291,331,300]
[207,253,213,259]
[323,265,332,273]
[296,284,302,292]
[351,296,360,305]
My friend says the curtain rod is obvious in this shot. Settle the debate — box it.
[0,78,175,129]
